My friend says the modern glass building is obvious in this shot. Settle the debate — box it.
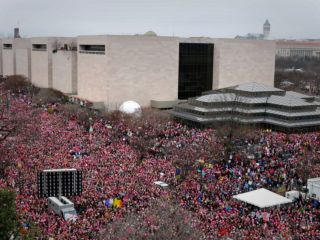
[171,82,320,131]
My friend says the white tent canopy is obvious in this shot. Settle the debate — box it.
[233,188,292,208]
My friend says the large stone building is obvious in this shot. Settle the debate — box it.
[77,35,276,109]
[30,37,76,89]
[77,35,180,109]
[276,40,320,58]
[1,34,276,109]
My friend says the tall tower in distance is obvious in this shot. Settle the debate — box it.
[14,27,21,38]
[263,19,270,39]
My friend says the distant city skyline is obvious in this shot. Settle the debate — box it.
[1,0,320,39]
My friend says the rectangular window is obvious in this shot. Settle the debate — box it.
[79,45,105,55]
[178,43,214,99]
[3,44,12,49]
[32,44,47,51]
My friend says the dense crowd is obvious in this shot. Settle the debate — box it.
[1,93,320,239]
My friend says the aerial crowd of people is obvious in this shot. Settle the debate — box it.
[0,91,320,239]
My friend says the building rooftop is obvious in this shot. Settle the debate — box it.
[277,40,320,47]
[231,82,283,93]
[171,82,320,130]
[285,91,314,100]
[267,95,315,107]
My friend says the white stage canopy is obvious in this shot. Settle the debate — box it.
[233,188,292,208]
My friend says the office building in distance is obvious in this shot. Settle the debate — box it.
[276,40,320,58]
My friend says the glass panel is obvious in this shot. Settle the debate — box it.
[178,43,214,99]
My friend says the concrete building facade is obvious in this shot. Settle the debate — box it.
[31,37,75,88]
[1,34,276,109]
[50,38,77,94]
[52,50,77,94]
[176,37,276,90]
[212,39,276,89]
[276,40,320,58]
[77,35,180,109]
[14,38,31,79]
[30,38,52,88]
[2,38,15,76]
[77,35,276,109]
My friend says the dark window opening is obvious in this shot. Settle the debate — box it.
[32,44,47,51]
[178,43,214,99]
[3,44,12,49]
[79,45,105,54]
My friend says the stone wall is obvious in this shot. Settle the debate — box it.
[2,39,14,76]
[14,38,31,79]
[52,50,77,94]
[77,35,180,109]
[1,35,276,108]
[214,39,276,89]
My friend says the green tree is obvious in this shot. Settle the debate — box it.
[0,189,18,239]
[21,221,42,240]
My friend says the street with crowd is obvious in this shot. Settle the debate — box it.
[0,92,319,239]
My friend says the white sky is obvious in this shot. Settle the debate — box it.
[1,0,320,39]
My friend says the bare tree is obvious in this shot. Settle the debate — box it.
[275,56,320,95]
[212,92,256,161]
[100,199,203,240]
[0,117,12,144]
[124,108,171,163]
[52,39,62,52]
[69,41,78,51]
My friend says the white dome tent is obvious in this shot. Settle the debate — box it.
[119,101,141,116]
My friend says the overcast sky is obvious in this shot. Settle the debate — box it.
[1,0,320,39]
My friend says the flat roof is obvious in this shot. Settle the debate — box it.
[232,82,283,93]
[233,188,292,208]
